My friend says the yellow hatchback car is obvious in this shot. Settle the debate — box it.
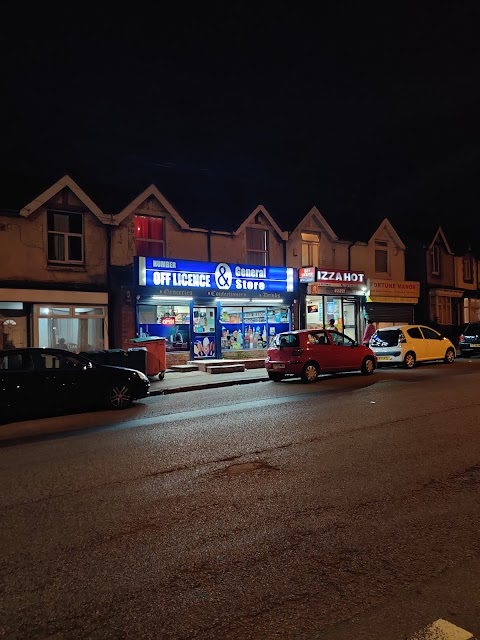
[369,324,456,368]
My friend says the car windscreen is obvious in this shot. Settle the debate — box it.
[370,329,399,347]
[464,323,480,336]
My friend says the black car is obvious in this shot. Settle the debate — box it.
[0,348,150,418]
[458,322,480,358]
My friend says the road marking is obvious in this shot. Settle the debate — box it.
[409,618,475,639]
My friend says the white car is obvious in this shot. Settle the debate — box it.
[369,324,456,368]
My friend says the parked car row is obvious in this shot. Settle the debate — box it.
[0,348,150,419]
[265,324,457,383]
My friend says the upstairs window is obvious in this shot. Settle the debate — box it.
[375,240,388,273]
[134,215,165,258]
[301,232,320,266]
[47,211,84,263]
[246,228,268,266]
[463,256,473,282]
[432,245,440,275]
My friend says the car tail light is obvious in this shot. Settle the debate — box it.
[292,348,304,356]
[459,334,465,343]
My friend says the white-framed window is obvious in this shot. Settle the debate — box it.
[463,256,473,282]
[432,245,440,275]
[134,215,165,258]
[375,240,388,273]
[34,305,107,352]
[301,232,320,267]
[47,210,84,263]
[246,228,269,265]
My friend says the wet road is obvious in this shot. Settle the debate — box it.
[2,361,480,639]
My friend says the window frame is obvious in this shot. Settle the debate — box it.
[301,232,320,267]
[463,256,473,282]
[374,240,389,274]
[246,227,269,266]
[432,245,440,275]
[47,210,84,264]
[134,214,165,258]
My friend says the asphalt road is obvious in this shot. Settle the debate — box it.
[2,361,480,639]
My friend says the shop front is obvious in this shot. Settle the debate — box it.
[0,288,109,351]
[136,257,297,360]
[365,279,420,327]
[303,269,366,342]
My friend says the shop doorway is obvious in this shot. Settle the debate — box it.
[342,298,358,341]
[192,306,217,358]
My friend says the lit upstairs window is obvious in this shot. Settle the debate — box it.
[135,215,165,258]
[47,211,84,264]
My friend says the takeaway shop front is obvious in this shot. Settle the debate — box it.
[301,268,366,343]
[135,257,297,359]
[365,279,420,327]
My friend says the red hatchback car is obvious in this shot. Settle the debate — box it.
[265,329,377,382]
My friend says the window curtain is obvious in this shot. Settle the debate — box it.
[134,216,164,257]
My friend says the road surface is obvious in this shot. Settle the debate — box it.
[1,361,480,639]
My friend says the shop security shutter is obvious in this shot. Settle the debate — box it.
[365,303,414,324]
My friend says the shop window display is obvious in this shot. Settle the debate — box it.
[220,306,289,351]
[138,304,190,351]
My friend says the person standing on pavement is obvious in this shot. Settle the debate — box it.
[363,319,376,346]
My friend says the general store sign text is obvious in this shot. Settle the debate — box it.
[138,257,296,294]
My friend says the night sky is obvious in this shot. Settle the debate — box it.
[2,5,480,242]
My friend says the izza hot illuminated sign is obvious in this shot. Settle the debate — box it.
[316,269,366,285]
[138,257,296,297]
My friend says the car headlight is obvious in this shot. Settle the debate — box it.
[137,371,149,383]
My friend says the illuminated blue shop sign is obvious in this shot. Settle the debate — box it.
[138,257,296,294]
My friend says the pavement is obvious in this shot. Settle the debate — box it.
[149,366,270,395]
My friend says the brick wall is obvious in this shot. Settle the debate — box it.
[120,301,136,348]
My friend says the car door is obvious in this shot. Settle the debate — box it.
[419,326,446,360]
[327,331,358,370]
[36,350,98,410]
[0,350,39,414]
[403,326,426,361]
[307,330,337,371]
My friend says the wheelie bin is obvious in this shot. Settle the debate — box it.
[126,337,166,379]
[126,347,148,375]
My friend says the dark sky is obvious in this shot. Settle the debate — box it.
[2,4,480,240]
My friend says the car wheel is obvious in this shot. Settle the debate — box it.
[404,351,416,369]
[107,382,133,409]
[361,356,375,375]
[444,348,455,364]
[301,362,319,383]
[268,372,284,382]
